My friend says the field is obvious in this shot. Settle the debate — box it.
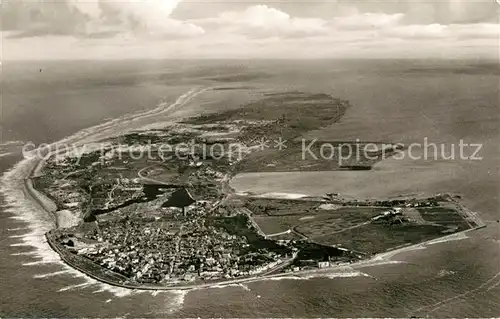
[417,206,471,231]
[243,198,326,216]
[312,223,450,254]
[241,197,474,255]
[236,140,403,173]
[243,197,386,237]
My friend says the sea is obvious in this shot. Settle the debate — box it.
[0,59,499,317]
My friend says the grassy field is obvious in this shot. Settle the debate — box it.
[183,91,351,150]
[244,197,387,237]
[418,207,471,231]
[243,198,323,216]
[242,196,471,255]
[236,140,400,173]
[312,223,450,254]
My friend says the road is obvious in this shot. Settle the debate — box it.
[137,164,171,185]
[266,229,292,238]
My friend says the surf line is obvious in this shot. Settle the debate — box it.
[0,87,208,302]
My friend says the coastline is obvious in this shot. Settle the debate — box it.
[26,152,485,291]
[24,158,58,223]
[16,86,487,292]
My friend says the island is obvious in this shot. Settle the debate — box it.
[30,89,485,290]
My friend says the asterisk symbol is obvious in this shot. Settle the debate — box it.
[256,137,270,151]
[273,137,287,151]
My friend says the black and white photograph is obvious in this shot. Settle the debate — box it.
[0,0,499,317]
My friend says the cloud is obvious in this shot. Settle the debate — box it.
[133,19,205,38]
[97,0,181,30]
[1,2,90,36]
[382,23,500,40]
[332,13,405,30]
[68,1,101,20]
[452,23,500,39]
[1,0,204,39]
[383,24,448,39]
[195,5,328,38]
[2,1,498,60]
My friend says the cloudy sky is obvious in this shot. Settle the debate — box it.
[1,0,499,60]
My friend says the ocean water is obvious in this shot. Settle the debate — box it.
[1,60,499,317]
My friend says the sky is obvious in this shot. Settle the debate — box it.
[1,0,499,60]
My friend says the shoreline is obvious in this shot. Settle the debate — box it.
[24,158,58,223]
[16,87,486,292]
[25,153,485,291]
[44,225,480,291]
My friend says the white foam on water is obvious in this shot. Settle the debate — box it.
[0,141,25,147]
[9,234,30,239]
[23,259,61,266]
[368,244,427,264]
[201,283,253,291]
[0,152,14,158]
[0,88,209,311]
[310,271,369,280]
[137,290,188,316]
[0,141,25,154]
[34,270,71,279]
[90,287,146,301]
[110,287,136,298]
[239,284,251,292]
[58,282,95,292]
[424,231,469,246]
[205,283,239,289]
[160,290,188,314]
[266,270,367,281]
[9,215,31,221]
[7,227,29,231]
[353,259,405,269]
[92,288,107,294]
[0,141,26,159]
[0,153,152,298]
[0,86,258,315]
[10,242,36,247]
[0,162,62,267]
[11,251,38,256]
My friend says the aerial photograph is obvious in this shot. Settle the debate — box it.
[0,0,499,317]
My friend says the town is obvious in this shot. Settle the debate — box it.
[37,91,483,288]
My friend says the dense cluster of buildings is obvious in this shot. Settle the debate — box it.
[41,123,341,285]
[77,208,287,284]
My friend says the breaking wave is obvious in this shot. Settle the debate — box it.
[265,270,370,281]
[0,87,206,310]
[0,140,26,157]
